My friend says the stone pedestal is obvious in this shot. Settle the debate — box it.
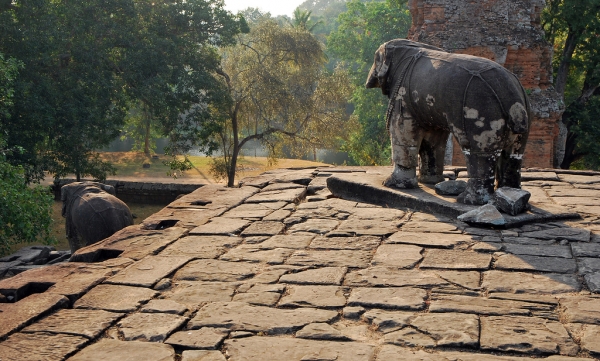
[408,0,563,168]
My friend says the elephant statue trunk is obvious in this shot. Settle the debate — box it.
[366,39,531,205]
[61,181,134,254]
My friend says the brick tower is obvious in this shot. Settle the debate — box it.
[407,0,563,168]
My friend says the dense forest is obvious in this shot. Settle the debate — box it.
[0,0,598,253]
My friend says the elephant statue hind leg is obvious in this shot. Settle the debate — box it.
[418,130,449,184]
[457,152,497,205]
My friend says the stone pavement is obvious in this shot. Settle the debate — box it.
[1,166,600,360]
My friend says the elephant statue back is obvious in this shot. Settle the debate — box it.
[61,181,133,254]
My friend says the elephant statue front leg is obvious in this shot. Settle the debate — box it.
[458,151,497,205]
[497,134,526,189]
[418,131,449,184]
[385,114,423,189]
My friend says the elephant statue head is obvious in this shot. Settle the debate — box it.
[61,181,133,254]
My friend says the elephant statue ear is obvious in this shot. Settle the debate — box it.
[377,45,392,96]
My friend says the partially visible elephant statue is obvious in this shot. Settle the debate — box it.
[366,39,531,205]
[61,181,133,253]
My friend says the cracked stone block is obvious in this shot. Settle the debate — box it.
[482,270,581,294]
[578,258,600,275]
[0,332,88,361]
[371,244,423,268]
[457,204,506,226]
[141,299,188,315]
[224,336,375,361]
[401,221,461,234]
[220,203,274,218]
[163,281,237,309]
[117,312,187,342]
[585,272,600,293]
[289,218,340,234]
[240,221,285,236]
[245,187,307,203]
[309,236,381,250]
[220,245,294,264]
[345,267,448,288]
[279,285,347,308]
[520,228,591,242]
[0,293,69,338]
[560,296,600,324]
[503,244,572,258]
[343,306,365,319]
[165,328,226,350]
[571,242,600,257]
[348,287,427,310]
[67,339,175,361]
[258,234,316,249]
[22,309,123,339]
[73,284,158,313]
[386,231,474,248]
[182,350,227,361]
[106,255,191,288]
[429,294,553,316]
[286,250,372,268]
[494,187,531,216]
[190,218,251,235]
[159,235,242,259]
[188,302,337,334]
[420,249,492,270]
[296,322,349,341]
[494,254,577,274]
[174,259,259,282]
[480,315,579,356]
[279,267,347,285]
[331,218,400,236]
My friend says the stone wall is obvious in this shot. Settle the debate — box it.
[407,0,563,168]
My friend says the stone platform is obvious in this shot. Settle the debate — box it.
[1,167,600,360]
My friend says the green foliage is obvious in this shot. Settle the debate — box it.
[0,136,54,257]
[542,0,600,169]
[328,0,410,165]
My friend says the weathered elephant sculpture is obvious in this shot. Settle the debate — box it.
[61,181,133,253]
[366,39,531,205]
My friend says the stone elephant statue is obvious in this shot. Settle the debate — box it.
[61,181,133,253]
[366,39,531,205]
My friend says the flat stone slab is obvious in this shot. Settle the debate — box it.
[375,345,590,360]
[224,336,375,361]
[503,244,572,258]
[0,293,69,338]
[190,218,251,235]
[220,203,275,218]
[245,187,307,203]
[288,218,340,234]
[22,309,123,339]
[386,232,474,248]
[0,332,88,361]
[73,284,158,313]
[165,328,226,349]
[67,339,175,361]
[331,217,399,236]
[567,323,600,355]
[420,249,492,270]
[117,312,187,342]
[286,250,372,268]
[326,173,580,228]
[482,271,581,294]
[220,245,294,264]
[106,255,191,287]
[558,174,600,184]
[160,235,242,258]
[494,254,577,273]
[571,242,600,257]
[258,234,315,249]
[141,299,188,315]
[347,287,427,310]
[384,312,479,348]
[188,302,338,334]
[560,296,600,324]
[279,267,347,285]
[578,257,600,275]
[371,244,423,268]
[520,228,591,242]
[309,236,381,250]
[163,281,237,308]
[240,221,285,236]
[401,221,461,234]
[430,294,553,316]
[182,350,226,361]
[296,322,349,340]
[279,285,347,308]
[345,267,448,287]
[480,316,578,356]
[174,259,259,282]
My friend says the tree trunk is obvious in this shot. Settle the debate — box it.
[227,107,240,188]
[144,120,150,156]
[555,30,578,97]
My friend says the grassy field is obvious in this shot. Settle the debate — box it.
[100,152,328,183]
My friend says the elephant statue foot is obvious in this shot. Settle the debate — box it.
[457,178,495,205]
[384,165,419,189]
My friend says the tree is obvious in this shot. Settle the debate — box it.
[208,19,352,186]
[542,0,600,169]
[327,0,411,165]
[0,54,53,257]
